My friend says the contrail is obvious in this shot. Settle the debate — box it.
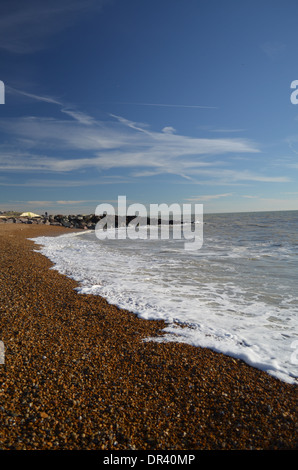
[6,86,62,105]
[113,102,218,109]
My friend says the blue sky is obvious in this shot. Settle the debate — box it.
[0,0,298,215]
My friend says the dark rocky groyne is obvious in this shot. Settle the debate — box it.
[0,213,180,229]
[0,214,138,230]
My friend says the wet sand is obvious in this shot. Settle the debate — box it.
[0,223,297,451]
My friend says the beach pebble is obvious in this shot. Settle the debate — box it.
[0,224,297,450]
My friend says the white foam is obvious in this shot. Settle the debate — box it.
[30,230,298,385]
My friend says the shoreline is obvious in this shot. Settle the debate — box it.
[0,224,297,450]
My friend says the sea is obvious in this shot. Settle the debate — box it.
[30,210,298,385]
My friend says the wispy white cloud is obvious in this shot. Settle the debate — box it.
[185,193,233,202]
[7,87,94,125]
[0,88,290,189]
[286,139,298,157]
[0,177,130,187]
[210,128,247,133]
[261,41,286,59]
[61,108,95,125]
[0,95,260,179]
[185,168,291,184]
[162,126,176,134]
[247,197,298,208]
[27,199,97,206]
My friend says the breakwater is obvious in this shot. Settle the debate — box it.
[0,213,181,229]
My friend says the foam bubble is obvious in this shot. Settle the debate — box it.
[30,215,298,385]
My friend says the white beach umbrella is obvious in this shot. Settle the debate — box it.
[20,212,41,218]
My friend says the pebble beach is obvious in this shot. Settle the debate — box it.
[0,223,297,451]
